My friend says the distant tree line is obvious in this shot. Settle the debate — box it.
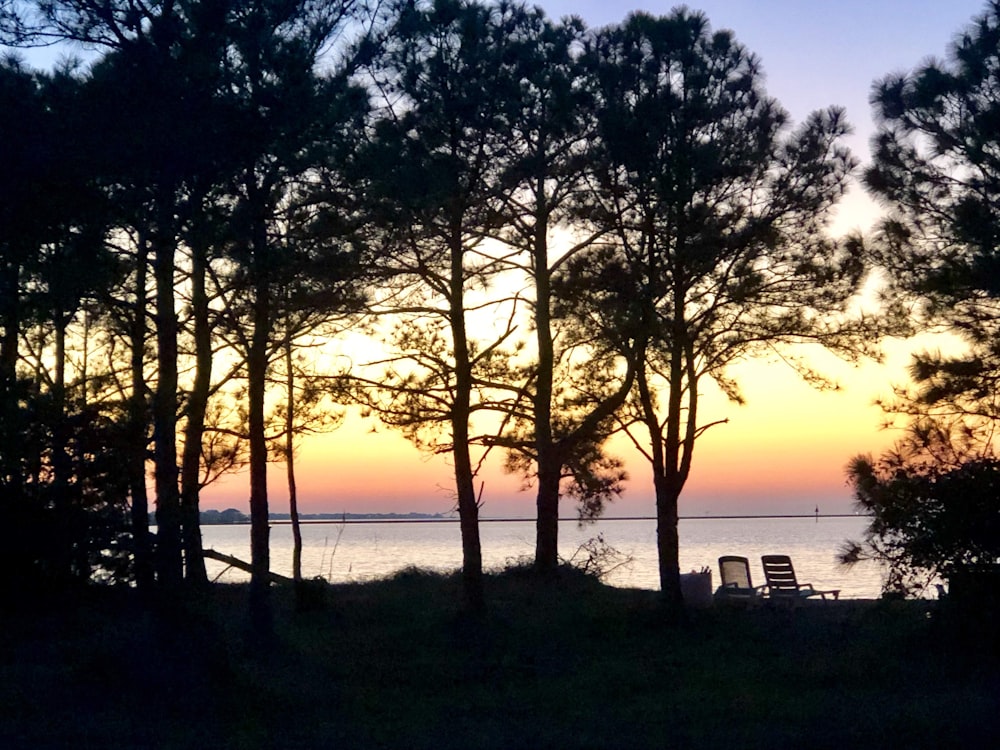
[2,0,995,620]
[197,509,249,525]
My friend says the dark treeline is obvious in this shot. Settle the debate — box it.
[0,0,875,622]
[3,0,996,625]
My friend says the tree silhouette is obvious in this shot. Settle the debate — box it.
[206,0,363,633]
[354,0,546,610]
[865,0,1000,430]
[0,55,128,589]
[0,57,51,513]
[3,1,365,608]
[49,0,240,587]
[481,8,637,574]
[0,2,888,617]
[582,10,867,604]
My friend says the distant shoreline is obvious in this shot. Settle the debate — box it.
[196,512,867,525]
[196,510,449,525]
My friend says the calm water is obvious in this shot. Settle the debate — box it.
[200,516,885,598]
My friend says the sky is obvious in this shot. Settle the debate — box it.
[208,0,992,519]
[15,1,991,518]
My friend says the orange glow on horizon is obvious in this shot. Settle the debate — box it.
[201,341,913,518]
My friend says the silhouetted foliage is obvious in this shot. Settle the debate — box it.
[2,1,367,614]
[354,0,547,611]
[865,0,1000,427]
[1,1,878,621]
[577,9,867,604]
[479,7,636,573]
[843,421,1000,597]
[0,54,133,595]
[0,386,134,594]
[194,0,365,636]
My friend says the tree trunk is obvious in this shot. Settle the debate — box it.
[534,464,561,574]
[152,208,183,588]
[248,331,271,635]
[532,197,561,574]
[654,470,683,606]
[0,260,19,390]
[180,233,210,585]
[247,188,273,639]
[285,337,303,584]
[52,313,69,498]
[636,362,683,606]
[654,325,689,608]
[450,231,484,613]
[0,259,23,523]
[453,419,484,613]
[51,312,75,582]
[128,234,154,591]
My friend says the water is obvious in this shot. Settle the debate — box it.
[200,515,885,598]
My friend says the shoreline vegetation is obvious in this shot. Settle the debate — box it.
[3,570,997,749]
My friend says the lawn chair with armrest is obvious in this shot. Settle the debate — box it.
[714,555,767,606]
[761,554,840,605]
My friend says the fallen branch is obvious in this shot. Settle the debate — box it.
[203,548,293,584]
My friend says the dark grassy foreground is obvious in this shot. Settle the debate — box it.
[2,569,998,750]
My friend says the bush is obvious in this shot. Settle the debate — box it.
[842,421,1000,597]
[0,391,133,594]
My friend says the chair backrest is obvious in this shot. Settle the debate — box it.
[761,555,800,593]
[719,556,753,589]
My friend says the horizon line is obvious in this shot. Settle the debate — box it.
[266,513,865,525]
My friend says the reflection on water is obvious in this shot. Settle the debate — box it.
[201,516,883,598]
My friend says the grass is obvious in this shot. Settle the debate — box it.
[1,568,998,749]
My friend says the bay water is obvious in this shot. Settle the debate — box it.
[201,515,884,598]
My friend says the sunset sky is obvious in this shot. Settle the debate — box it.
[197,0,988,518]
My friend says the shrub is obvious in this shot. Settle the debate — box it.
[842,421,1000,597]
